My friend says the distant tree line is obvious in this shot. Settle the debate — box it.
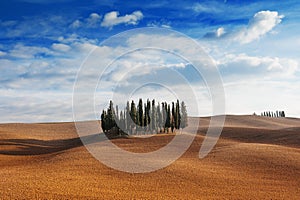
[101,99,188,135]
[261,110,285,118]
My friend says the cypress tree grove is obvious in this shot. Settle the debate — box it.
[100,99,188,135]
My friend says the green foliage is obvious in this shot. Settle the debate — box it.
[101,99,189,135]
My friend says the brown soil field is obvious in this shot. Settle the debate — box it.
[0,115,299,199]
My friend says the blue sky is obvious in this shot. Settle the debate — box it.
[0,0,299,122]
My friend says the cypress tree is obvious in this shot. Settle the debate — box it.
[171,116,175,133]
[172,102,175,121]
[171,102,175,132]
[165,103,171,133]
[175,100,180,129]
[101,110,106,133]
[151,99,157,133]
[138,98,144,129]
[146,99,150,124]
[161,102,166,132]
[119,110,124,134]
[130,100,137,134]
[157,103,162,133]
[136,105,140,131]
[126,101,130,133]
[144,104,148,133]
[107,100,116,130]
[116,105,119,121]
[180,101,188,129]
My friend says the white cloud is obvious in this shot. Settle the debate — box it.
[203,10,284,44]
[70,19,81,29]
[0,50,7,56]
[51,43,71,52]
[0,89,73,122]
[9,44,53,59]
[70,13,102,29]
[191,2,220,13]
[216,27,225,37]
[235,10,284,43]
[218,53,299,78]
[86,13,102,27]
[101,10,143,29]
[204,27,226,38]
[2,28,299,122]
[147,20,171,28]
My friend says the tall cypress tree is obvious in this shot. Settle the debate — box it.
[157,103,162,133]
[165,103,171,133]
[171,102,175,132]
[144,104,148,133]
[175,100,181,129]
[138,98,144,129]
[116,105,119,121]
[180,101,188,129]
[107,100,116,130]
[125,101,130,133]
[119,110,124,134]
[146,99,151,132]
[130,100,137,134]
[101,110,106,133]
[161,102,166,132]
[151,99,157,133]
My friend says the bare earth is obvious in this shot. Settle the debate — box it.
[0,115,299,199]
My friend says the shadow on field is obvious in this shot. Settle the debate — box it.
[0,133,127,155]
[198,127,300,148]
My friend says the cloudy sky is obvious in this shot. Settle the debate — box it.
[0,0,299,122]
